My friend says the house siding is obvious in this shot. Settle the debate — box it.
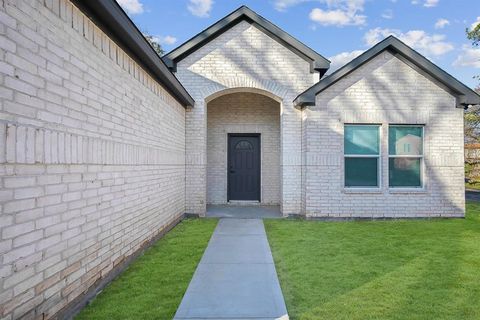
[207,92,280,205]
[305,51,465,218]
[0,1,185,319]
[175,20,318,216]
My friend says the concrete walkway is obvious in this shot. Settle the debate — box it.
[206,205,282,219]
[466,190,480,202]
[174,219,288,320]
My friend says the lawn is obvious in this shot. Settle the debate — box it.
[76,205,480,320]
[265,202,480,320]
[465,163,480,190]
[76,218,218,320]
[465,182,480,190]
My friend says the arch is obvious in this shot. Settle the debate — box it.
[205,87,283,104]
[205,87,282,207]
[196,77,290,103]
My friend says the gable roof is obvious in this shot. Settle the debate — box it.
[71,0,194,108]
[294,36,480,108]
[163,6,330,75]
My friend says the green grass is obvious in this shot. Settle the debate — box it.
[76,205,480,320]
[265,202,480,320]
[465,182,480,190]
[76,218,217,320]
[465,163,480,190]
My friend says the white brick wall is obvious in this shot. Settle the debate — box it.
[175,21,318,215]
[0,1,185,319]
[207,92,280,205]
[304,51,465,218]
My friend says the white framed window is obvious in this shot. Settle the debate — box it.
[344,124,381,188]
[388,125,424,188]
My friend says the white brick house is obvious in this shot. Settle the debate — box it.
[163,6,479,218]
[1,1,479,319]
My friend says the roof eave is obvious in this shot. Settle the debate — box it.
[313,61,330,77]
[71,0,194,108]
[293,92,315,109]
[460,94,480,108]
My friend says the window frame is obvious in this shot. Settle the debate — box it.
[344,124,382,189]
[388,125,425,189]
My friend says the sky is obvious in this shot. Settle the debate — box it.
[116,0,480,88]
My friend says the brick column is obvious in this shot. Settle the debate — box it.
[185,101,207,216]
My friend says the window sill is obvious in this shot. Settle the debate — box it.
[343,188,383,194]
[389,188,427,194]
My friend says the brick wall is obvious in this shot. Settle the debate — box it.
[207,92,280,205]
[305,51,465,218]
[175,21,318,215]
[0,1,186,319]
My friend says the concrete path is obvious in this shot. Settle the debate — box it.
[466,190,480,202]
[174,219,288,320]
[206,205,282,219]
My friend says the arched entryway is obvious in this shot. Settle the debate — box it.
[205,89,281,215]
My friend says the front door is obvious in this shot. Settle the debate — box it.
[228,134,260,201]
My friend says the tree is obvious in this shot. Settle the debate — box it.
[465,90,480,143]
[467,23,480,47]
[143,33,164,56]
[464,86,480,183]
[465,21,480,143]
[467,22,480,82]
[464,23,480,183]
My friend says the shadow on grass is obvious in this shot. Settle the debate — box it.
[265,202,480,320]
[75,219,218,320]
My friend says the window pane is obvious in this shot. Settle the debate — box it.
[389,126,423,155]
[235,140,253,150]
[345,125,379,155]
[389,158,421,187]
[345,158,378,187]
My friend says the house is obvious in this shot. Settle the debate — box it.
[465,143,480,162]
[164,5,479,218]
[1,0,479,319]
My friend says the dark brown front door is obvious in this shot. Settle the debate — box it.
[228,134,260,201]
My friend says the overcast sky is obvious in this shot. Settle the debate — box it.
[116,0,480,88]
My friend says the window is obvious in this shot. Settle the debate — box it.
[344,125,380,188]
[235,140,253,150]
[388,125,423,188]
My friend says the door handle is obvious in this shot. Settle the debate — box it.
[229,170,235,173]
